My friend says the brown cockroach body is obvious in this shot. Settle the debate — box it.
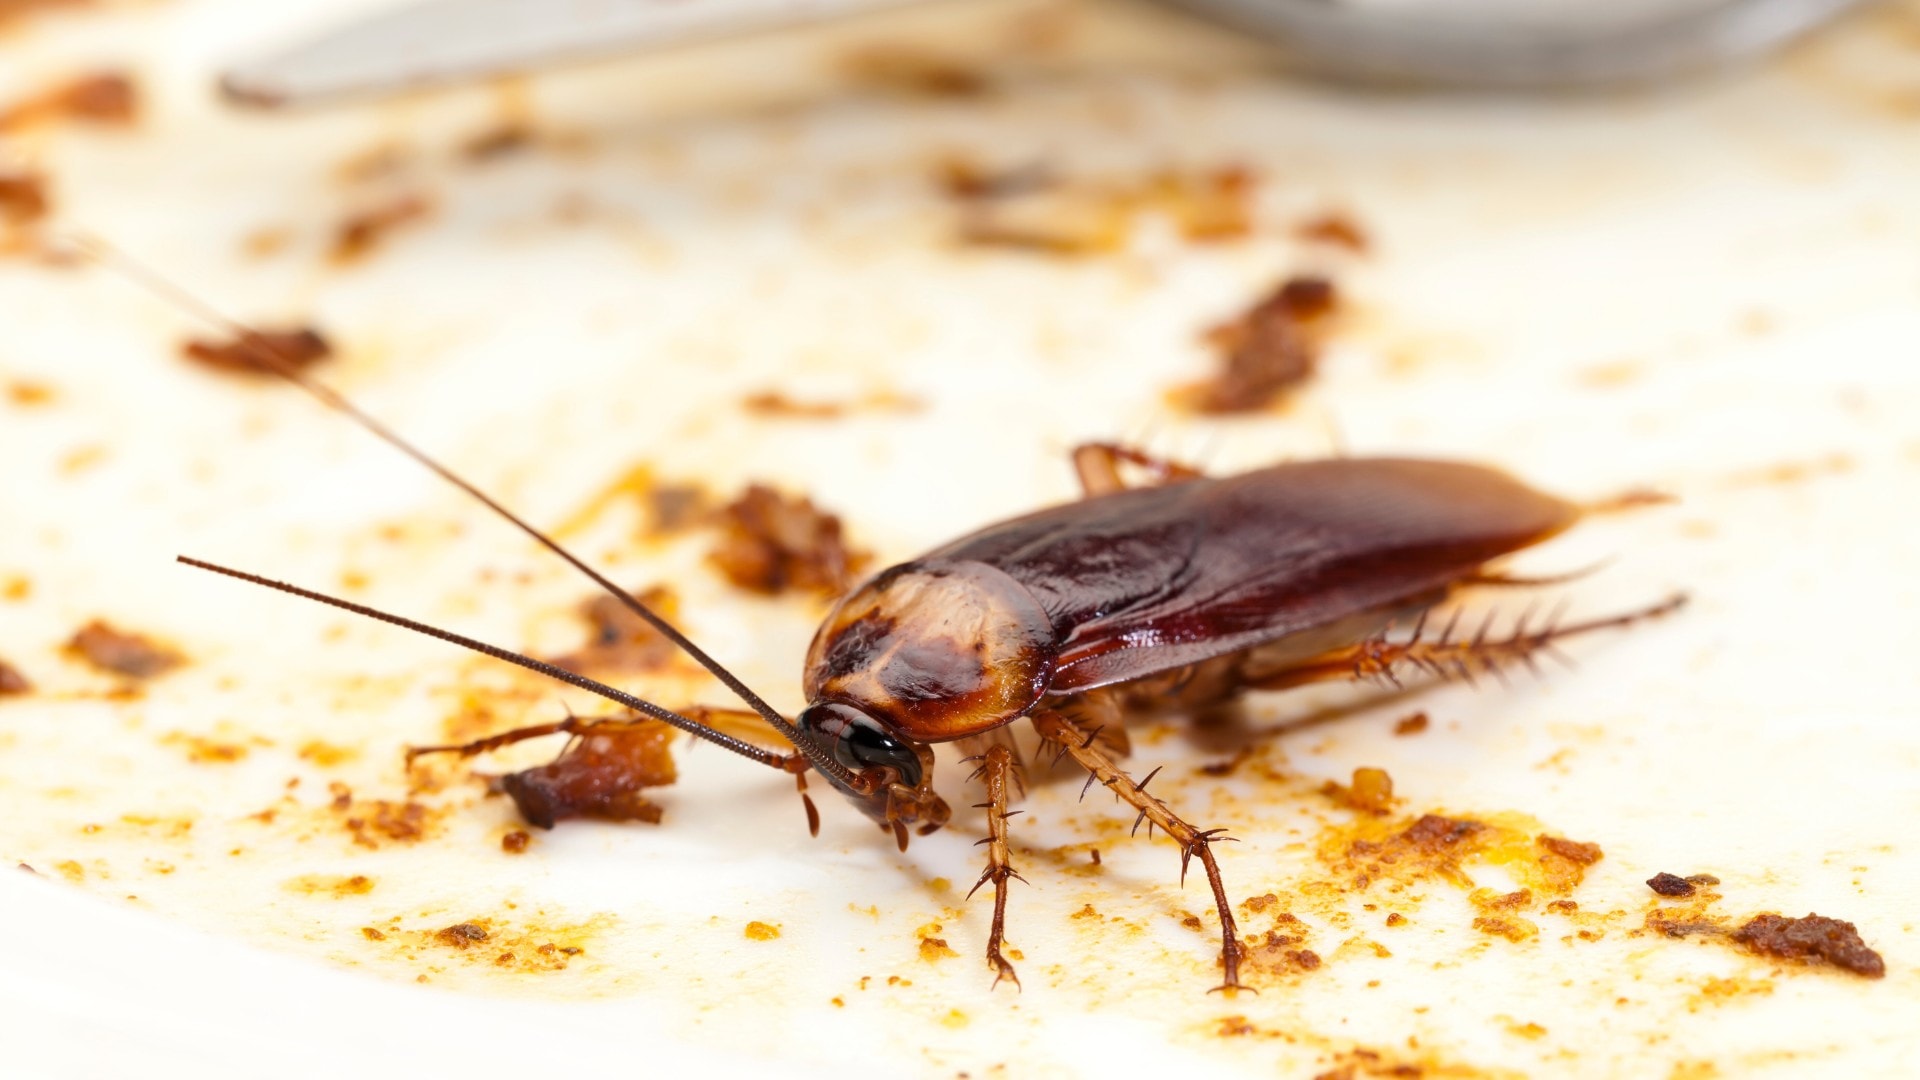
[112,248,1679,993]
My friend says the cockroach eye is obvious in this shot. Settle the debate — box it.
[796,702,923,788]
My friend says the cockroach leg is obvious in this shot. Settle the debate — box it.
[406,714,613,767]
[1029,704,1247,993]
[1071,442,1208,497]
[1244,592,1689,692]
[965,743,1026,989]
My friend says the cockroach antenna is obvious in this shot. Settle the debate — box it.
[68,232,864,793]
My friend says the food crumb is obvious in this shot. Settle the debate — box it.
[64,619,185,679]
[331,193,432,263]
[490,719,677,829]
[709,484,867,598]
[1731,913,1884,978]
[1175,276,1339,415]
[1324,766,1395,815]
[1392,711,1429,736]
[1,70,139,130]
[0,657,31,696]
[0,170,50,226]
[1648,872,1699,897]
[1216,1016,1257,1037]
[546,586,682,675]
[361,926,386,941]
[1294,211,1370,253]
[181,327,332,377]
[435,922,490,948]
[501,830,531,854]
[461,123,535,161]
[744,920,781,941]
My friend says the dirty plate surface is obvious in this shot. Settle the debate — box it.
[2,0,1919,1076]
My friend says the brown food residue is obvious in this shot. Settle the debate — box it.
[1242,912,1322,980]
[1175,276,1341,415]
[839,45,990,98]
[436,922,490,947]
[331,193,432,263]
[740,389,923,420]
[181,326,332,378]
[500,830,530,854]
[1392,711,1429,736]
[545,585,682,676]
[329,782,445,848]
[1648,872,1704,897]
[492,720,677,829]
[1295,212,1370,253]
[0,170,50,226]
[1732,913,1884,978]
[160,731,252,764]
[461,123,535,161]
[0,657,31,696]
[0,70,139,131]
[709,484,867,598]
[64,619,185,679]
[957,165,1256,255]
[285,873,375,898]
[1323,766,1395,815]
[744,920,781,941]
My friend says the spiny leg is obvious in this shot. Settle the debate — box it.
[966,744,1027,989]
[1029,704,1247,992]
[1244,592,1688,692]
[1072,442,1207,498]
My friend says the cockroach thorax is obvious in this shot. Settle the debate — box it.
[803,560,1056,744]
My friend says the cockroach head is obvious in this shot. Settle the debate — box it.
[797,701,949,836]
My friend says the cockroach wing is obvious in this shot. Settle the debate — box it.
[925,458,1577,695]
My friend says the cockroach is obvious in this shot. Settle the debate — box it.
[99,245,1682,992]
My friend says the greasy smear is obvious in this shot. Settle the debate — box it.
[838,45,990,98]
[64,619,185,679]
[709,484,867,599]
[461,123,535,161]
[1295,212,1370,253]
[160,731,253,764]
[0,657,30,695]
[740,389,923,419]
[365,914,599,975]
[0,171,49,226]
[181,327,332,377]
[1320,810,1602,897]
[1239,910,1322,981]
[1470,888,1539,943]
[957,165,1256,254]
[0,0,92,31]
[544,585,682,676]
[1732,914,1885,978]
[331,193,432,262]
[329,782,445,849]
[0,70,138,130]
[493,720,677,829]
[1330,813,1487,890]
[1314,1045,1521,1080]
[284,873,375,898]
[1175,277,1340,414]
